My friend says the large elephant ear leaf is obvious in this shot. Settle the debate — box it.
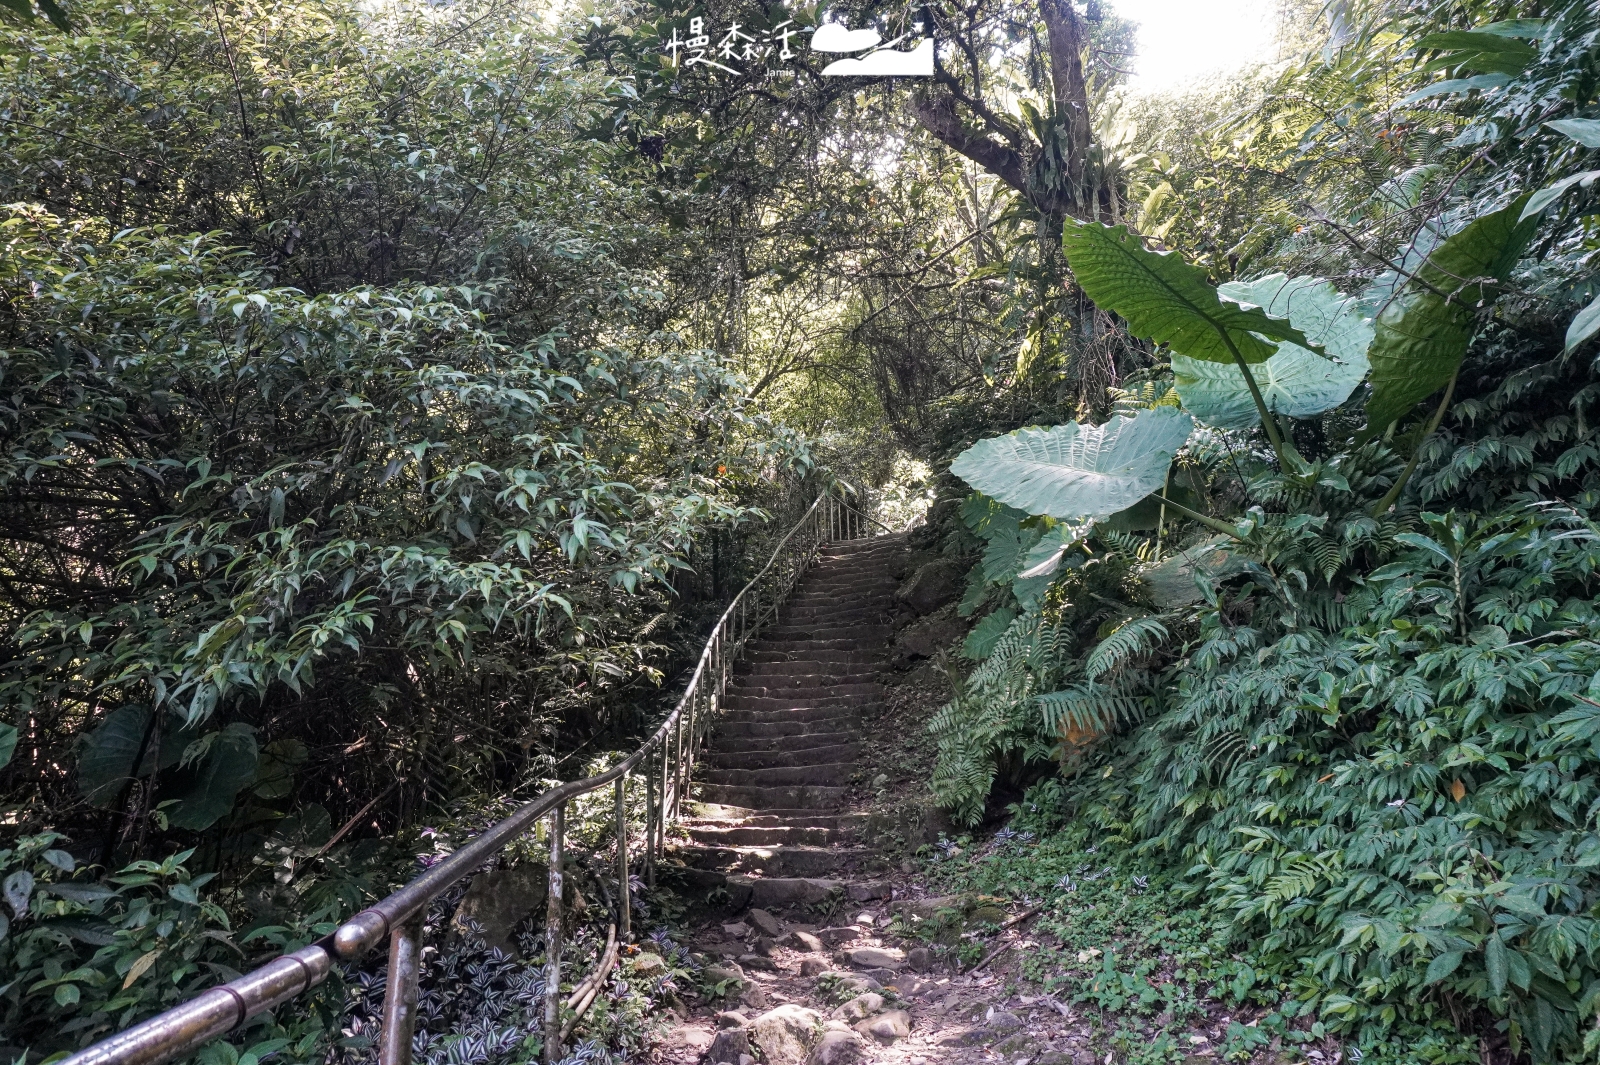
[1365,197,1539,432]
[1174,345,1369,429]
[79,706,158,805]
[167,724,259,831]
[1061,221,1318,365]
[1177,275,1373,428]
[950,407,1194,520]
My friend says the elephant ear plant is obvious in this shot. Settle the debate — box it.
[953,203,1550,533]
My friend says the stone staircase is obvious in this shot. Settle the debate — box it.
[673,534,906,892]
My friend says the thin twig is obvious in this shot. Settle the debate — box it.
[314,780,401,857]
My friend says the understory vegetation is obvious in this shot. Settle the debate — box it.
[925,2,1600,1061]
[6,0,1600,1060]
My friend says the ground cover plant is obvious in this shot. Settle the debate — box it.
[929,2,1600,1060]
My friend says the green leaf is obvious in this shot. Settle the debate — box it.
[1365,197,1539,431]
[1014,529,1082,610]
[1400,73,1511,104]
[1174,346,1367,428]
[962,608,1018,660]
[1219,274,1374,362]
[1424,951,1464,983]
[1566,294,1600,353]
[0,723,15,772]
[1521,170,1600,219]
[1175,275,1372,429]
[950,408,1194,521]
[1547,118,1600,148]
[78,706,157,806]
[1485,932,1509,996]
[166,724,259,831]
[1414,30,1535,74]
[981,520,1041,584]
[1060,221,1317,366]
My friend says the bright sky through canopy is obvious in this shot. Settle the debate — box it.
[1115,0,1278,92]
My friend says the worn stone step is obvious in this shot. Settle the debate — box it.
[703,742,861,769]
[733,666,880,684]
[745,642,883,658]
[728,682,882,700]
[764,622,893,640]
[683,804,863,828]
[710,730,859,752]
[721,704,864,725]
[794,582,897,596]
[695,783,847,809]
[751,638,893,654]
[713,718,857,739]
[701,762,853,787]
[726,697,876,713]
[686,823,836,847]
[674,843,874,877]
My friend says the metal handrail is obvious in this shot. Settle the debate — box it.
[60,493,887,1065]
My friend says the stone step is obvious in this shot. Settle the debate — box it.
[700,762,853,787]
[684,804,863,827]
[728,682,882,700]
[794,581,897,596]
[703,742,861,769]
[710,730,859,753]
[720,705,863,725]
[674,843,875,877]
[764,617,902,633]
[695,783,847,809]
[713,718,857,739]
[733,666,880,684]
[750,638,893,654]
[726,692,876,712]
[686,823,837,847]
[746,649,883,665]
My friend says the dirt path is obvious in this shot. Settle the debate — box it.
[639,534,1108,1065]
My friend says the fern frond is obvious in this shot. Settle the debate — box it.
[1085,615,1169,679]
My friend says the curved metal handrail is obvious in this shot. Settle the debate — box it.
[60,493,888,1065]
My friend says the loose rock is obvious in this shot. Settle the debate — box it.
[748,908,784,937]
[750,1004,823,1065]
[807,1030,867,1065]
[854,1009,911,1046]
[847,946,905,971]
[906,946,933,972]
[704,964,745,989]
[846,881,892,901]
[829,993,884,1022]
[706,1028,751,1064]
[448,865,548,956]
[722,921,752,939]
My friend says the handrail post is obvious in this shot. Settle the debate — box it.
[615,776,630,942]
[543,804,565,1064]
[644,750,657,888]
[378,913,424,1065]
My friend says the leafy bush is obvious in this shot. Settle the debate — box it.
[932,7,1600,1055]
